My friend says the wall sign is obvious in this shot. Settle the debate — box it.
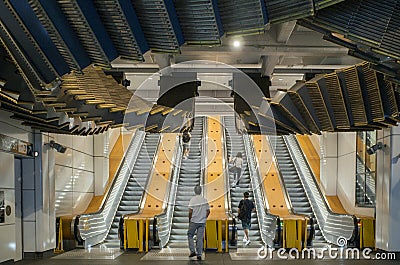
[0,134,33,157]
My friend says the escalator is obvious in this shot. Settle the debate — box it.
[105,133,160,244]
[169,117,205,244]
[223,116,262,246]
[269,135,325,244]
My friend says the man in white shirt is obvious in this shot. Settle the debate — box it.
[187,185,210,260]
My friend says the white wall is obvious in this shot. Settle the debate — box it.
[50,133,95,216]
[320,132,338,196]
[94,131,110,196]
[0,110,113,260]
[0,110,33,262]
[320,131,374,216]
[376,127,400,251]
[0,152,16,263]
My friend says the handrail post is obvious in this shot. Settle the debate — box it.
[225,219,228,252]
[138,219,144,252]
[123,219,127,250]
[217,220,223,253]
[145,219,149,252]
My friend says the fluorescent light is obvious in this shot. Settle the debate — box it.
[278,78,283,81]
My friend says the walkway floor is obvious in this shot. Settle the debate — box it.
[13,250,400,265]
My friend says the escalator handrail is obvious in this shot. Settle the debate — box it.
[221,116,234,218]
[266,135,306,217]
[84,130,142,216]
[243,134,279,247]
[285,135,356,219]
[200,116,207,194]
[76,130,145,244]
[154,135,184,247]
[122,133,162,219]
[284,135,356,242]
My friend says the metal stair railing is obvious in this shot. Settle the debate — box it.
[76,130,145,247]
[243,134,279,247]
[284,135,357,244]
[356,154,376,206]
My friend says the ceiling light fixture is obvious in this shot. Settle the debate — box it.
[233,40,241,48]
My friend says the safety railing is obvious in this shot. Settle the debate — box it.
[204,219,230,252]
[356,154,376,207]
[284,135,357,245]
[76,130,145,247]
[282,219,309,251]
[243,134,279,247]
[357,217,375,249]
[154,136,183,248]
[123,217,151,252]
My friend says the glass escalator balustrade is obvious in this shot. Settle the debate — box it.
[105,133,160,243]
[269,135,326,244]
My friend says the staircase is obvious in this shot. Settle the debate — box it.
[356,156,375,206]
[223,116,262,247]
[169,117,205,244]
[105,133,160,243]
[269,135,325,244]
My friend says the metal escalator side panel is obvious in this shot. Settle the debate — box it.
[284,135,356,243]
[77,130,145,246]
[105,133,161,243]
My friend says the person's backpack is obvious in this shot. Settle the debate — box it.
[182,132,190,143]
[238,200,248,221]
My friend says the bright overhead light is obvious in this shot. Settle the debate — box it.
[233,40,241,47]
[278,78,283,81]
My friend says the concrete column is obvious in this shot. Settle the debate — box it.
[376,126,400,251]
[22,132,56,254]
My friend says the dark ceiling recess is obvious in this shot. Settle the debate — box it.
[232,73,271,134]
[157,72,200,111]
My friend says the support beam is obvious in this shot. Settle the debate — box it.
[276,21,297,44]
[261,55,280,77]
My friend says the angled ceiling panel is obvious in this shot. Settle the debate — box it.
[0,0,58,85]
[29,0,91,71]
[132,0,184,53]
[174,0,223,45]
[93,0,149,61]
[9,0,69,77]
[218,0,268,36]
[56,0,118,66]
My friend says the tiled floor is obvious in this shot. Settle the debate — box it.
[13,249,400,265]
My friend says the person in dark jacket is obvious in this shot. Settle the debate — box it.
[238,191,255,246]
